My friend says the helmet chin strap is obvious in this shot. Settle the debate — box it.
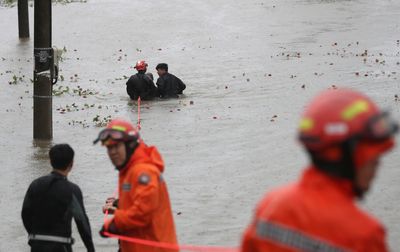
[309,137,365,198]
[115,141,139,171]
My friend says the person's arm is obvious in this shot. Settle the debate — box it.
[143,75,157,99]
[21,183,34,234]
[71,186,95,252]
[113,168,160,233]
[176,76,186,94]
[156,77,165,97]
[126,77,136,100]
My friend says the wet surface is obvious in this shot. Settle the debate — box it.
[1,0,400,251]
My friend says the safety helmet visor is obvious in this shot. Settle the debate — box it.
[93,129,130,145]
[362,112,398,142]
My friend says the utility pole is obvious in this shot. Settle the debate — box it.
[33,0,53,140]
[18,0,29,39]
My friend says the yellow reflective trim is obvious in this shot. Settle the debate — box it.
[299,118,314,131]
[111,125,126,132]
[342,100,369,120]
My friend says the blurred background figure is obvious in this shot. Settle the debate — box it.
[241,88,398,252]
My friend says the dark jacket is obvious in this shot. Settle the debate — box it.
[126,73,158,100]
[22,172,95,252]
[156,73,186,98]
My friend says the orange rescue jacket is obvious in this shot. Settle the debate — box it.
[241,167,388,252]
[112,143,177,252]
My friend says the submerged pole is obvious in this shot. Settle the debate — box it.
[18,0,29,39]
[33,0,52,139]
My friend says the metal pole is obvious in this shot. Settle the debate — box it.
[18,0,29,39]
[33,0,52,140]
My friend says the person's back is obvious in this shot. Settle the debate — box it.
[126,60,157,100]
[22,144,95,252]
[126,73,157,100]
[155,63,186,98]
[241,89,397,252]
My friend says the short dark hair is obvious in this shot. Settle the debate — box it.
[156,63,168,71]
[49,144,74,170]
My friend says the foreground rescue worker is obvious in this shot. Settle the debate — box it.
[126,60,158,100]
[94,119,177,252]
[22,144,95,252]
[241,88,398,252]
[155,63,186,98]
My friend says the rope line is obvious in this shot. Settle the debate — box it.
[137,97,141,130]
[103,231,238,252]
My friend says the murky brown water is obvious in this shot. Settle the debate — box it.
[1,0,400,251]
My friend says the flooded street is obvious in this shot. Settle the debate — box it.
[1,0,400,251]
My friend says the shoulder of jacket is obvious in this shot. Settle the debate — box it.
[127,163,160,177]
[351,206,385,231]
[125,164,161,187]
[255,184,298,212]
[68,181,81,191]
[32,173,56,185]
[344,211,386,247]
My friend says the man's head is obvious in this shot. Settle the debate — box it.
[94,119,140,170]
[156,63,168,77]
[298,88,397,197]
[49,144,74,172]
[134,60,148,73]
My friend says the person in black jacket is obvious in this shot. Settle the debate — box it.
[155,63,186,98]
[21,144,95,252]
[126,60,158,100]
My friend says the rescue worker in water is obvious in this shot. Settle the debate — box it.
[241,88,398,252]
[126,60,158,101]
[94,119,177,252]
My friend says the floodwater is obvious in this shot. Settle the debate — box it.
[1,0,400,251]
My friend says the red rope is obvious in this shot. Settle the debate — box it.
[103,199,238,252]
[137,97,141,130]
[103,231,238,252]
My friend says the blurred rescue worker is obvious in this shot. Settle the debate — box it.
[126,60,158,100]
[94,119,177,252]
[241,88,398,252]
[22,144,95,252]
[155,63,186,98]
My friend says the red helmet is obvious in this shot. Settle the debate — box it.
[134,60,148,71]
[299,88,397,169]
[94,119,139,146]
